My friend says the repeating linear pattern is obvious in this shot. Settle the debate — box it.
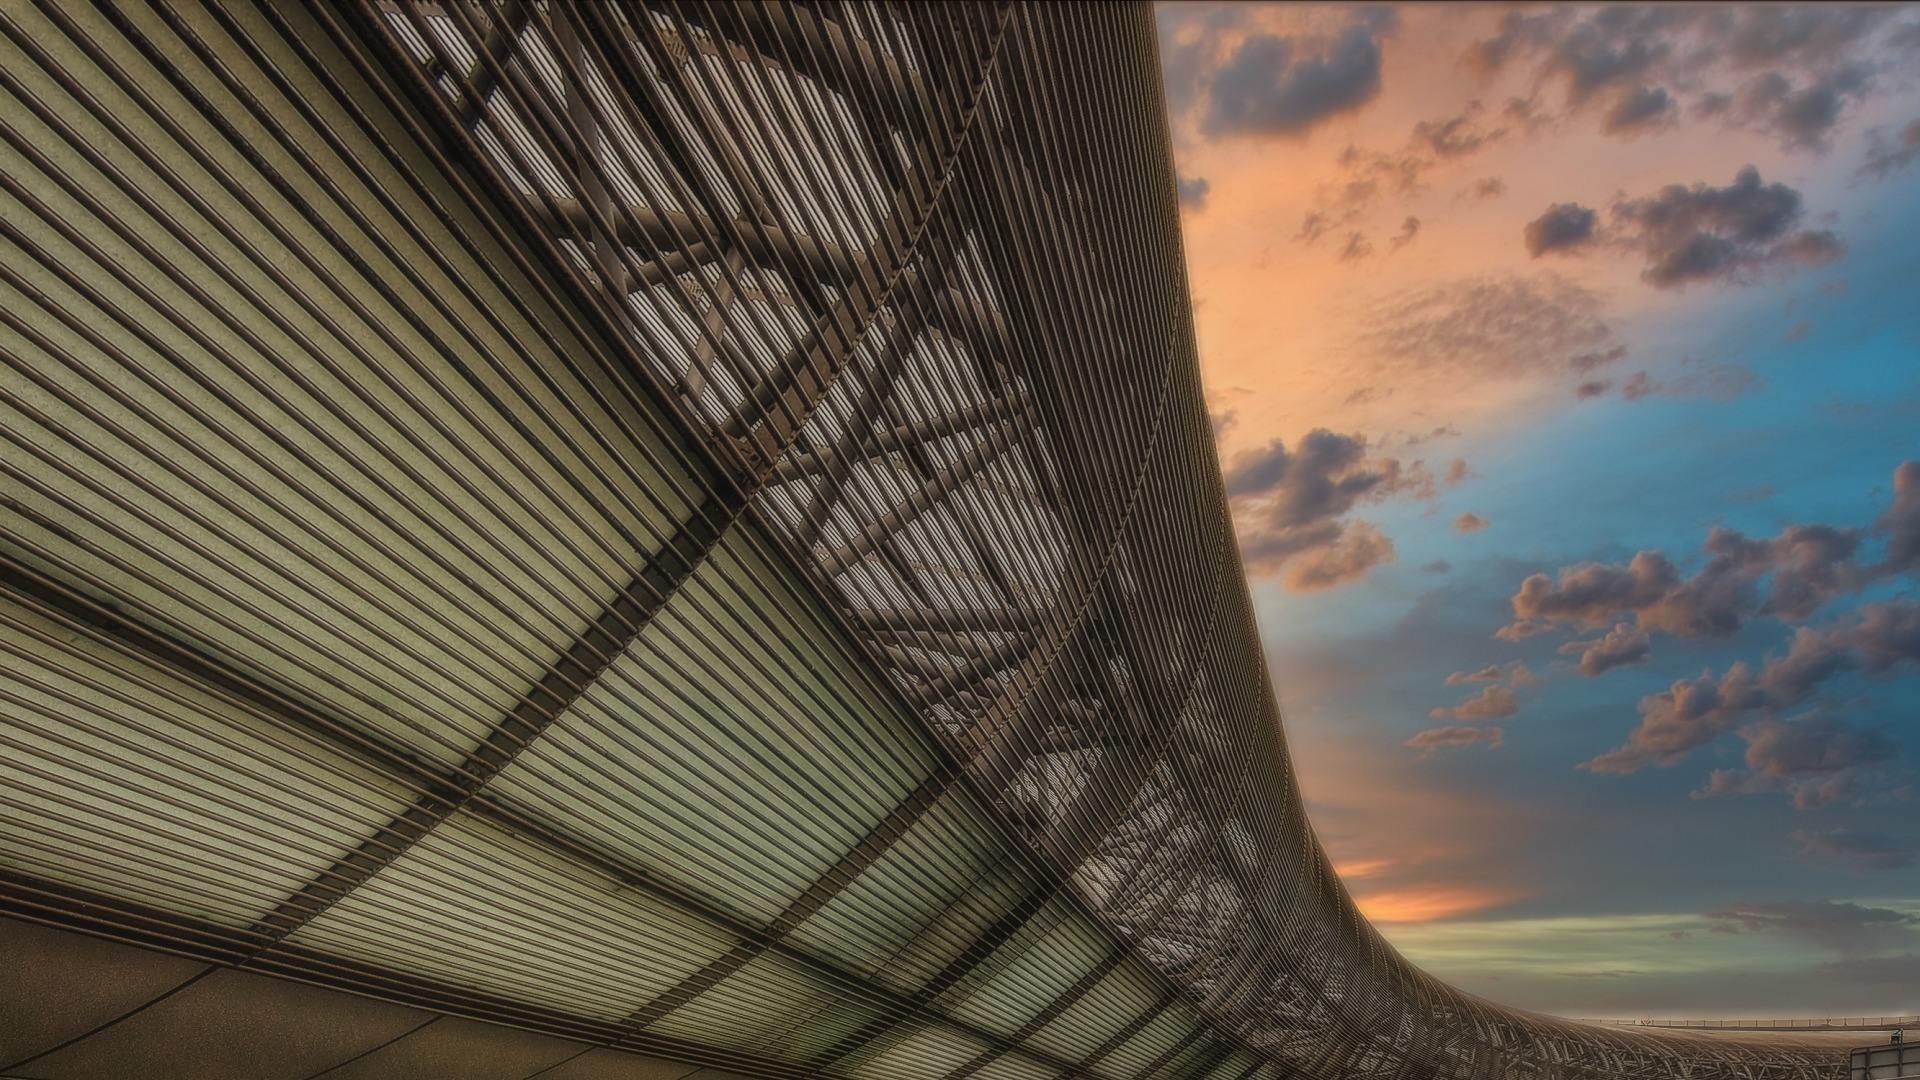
[0,2,1851,1078]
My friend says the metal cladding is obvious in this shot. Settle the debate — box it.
[0,2,1848,1079]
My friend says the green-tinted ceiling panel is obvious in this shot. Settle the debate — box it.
[289,811,736,1020]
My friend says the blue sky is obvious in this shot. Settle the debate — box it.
[1158,3,1920,1017]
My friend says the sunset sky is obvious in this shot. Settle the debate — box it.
[1156,3,1920,1018]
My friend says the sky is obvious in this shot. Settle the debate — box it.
[1156,3,1920,1019]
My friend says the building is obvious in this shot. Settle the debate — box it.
[0,3,1852,1077]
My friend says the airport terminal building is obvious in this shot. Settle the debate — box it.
[0,3,1854,1077]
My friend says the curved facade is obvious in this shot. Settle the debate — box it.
[0,2,1847,1078]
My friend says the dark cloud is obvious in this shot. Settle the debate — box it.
[1605,601,1916,772]
[1284,521,1395,592]
[1159,8,1395,142]
[1703,900,1919,953]
[1454,512,1489,534]
[1388,216,1421,253]
[1602,85,1676,135]
[1585,602,1918,787]
[1501,94,1554,134]
[1430,683,1519,721]
[1752,525,1867,619]
[1296,210,1333,245]
[1444,458,1472,487]
[1719,8,1895,68]
[1339,231,1373,262]
[1609,167,1844,289]
[1582,664,1765,773]
[1446,664,1505,685]
[1860,119,1920,178]
[1560,623,1652,677]
[1176,174,1210,211]
[1462,176,1507,202]
[1421,559,1453,575]
[1359,273,1625,383]
[1712,715,1901,810]
[1203,25,1386,138]
[1875,459,1920,575]
[1505,549,1753,641]
[1851,600,1920,674]
[1463,7,1901,150]
[1791,828,1920,872]
[1757,626,1856,703]
[1406,724,1505,754]
[1524,203,1599,257]
[1225,430,1411,589]
[1225,429,1379,505]
[1155,5,1246,121]
[1698,753,1906,811]
[1576,380,1611,400]
[1542,15,1674,104]
[1463,10,1573,78]
[1503,463,1920,642]
[1442,662,1537,689]
[1708,69,1871,152]
[1412,103,1507,158]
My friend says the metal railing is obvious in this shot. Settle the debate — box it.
[1851,1041,1920,1080]
[1577,1018,1917,1032]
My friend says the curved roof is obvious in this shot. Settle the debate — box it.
[0,2,1845,1078]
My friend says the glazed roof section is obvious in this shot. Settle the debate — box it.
[0,3,1847,1079]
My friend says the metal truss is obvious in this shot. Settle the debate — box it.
[0,2,1848,1078]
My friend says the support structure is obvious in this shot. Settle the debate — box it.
[0,3,1853,1079]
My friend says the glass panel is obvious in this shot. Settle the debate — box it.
[1025,962,1160,1065]
[788,788,1037,993]
[289,811,735,1020]
[0,595,415,927]
[643,951,879,1062]
[846,1023,994,1080]
[491,533,935,924]
[0,1,693,767]
[946,902,1111,1038]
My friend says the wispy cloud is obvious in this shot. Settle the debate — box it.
[1407,724,1506,755]
[1790,828,1920,872]
[1703,899,1920,953]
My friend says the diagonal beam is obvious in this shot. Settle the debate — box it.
[249,490,739,943]
[819,422,1016,578]
[0,551,1114,1080]
[774,392,1026,485]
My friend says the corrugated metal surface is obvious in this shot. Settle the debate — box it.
[0,2,1852,1079]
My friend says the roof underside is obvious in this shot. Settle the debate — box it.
[0,2,1846,1078]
